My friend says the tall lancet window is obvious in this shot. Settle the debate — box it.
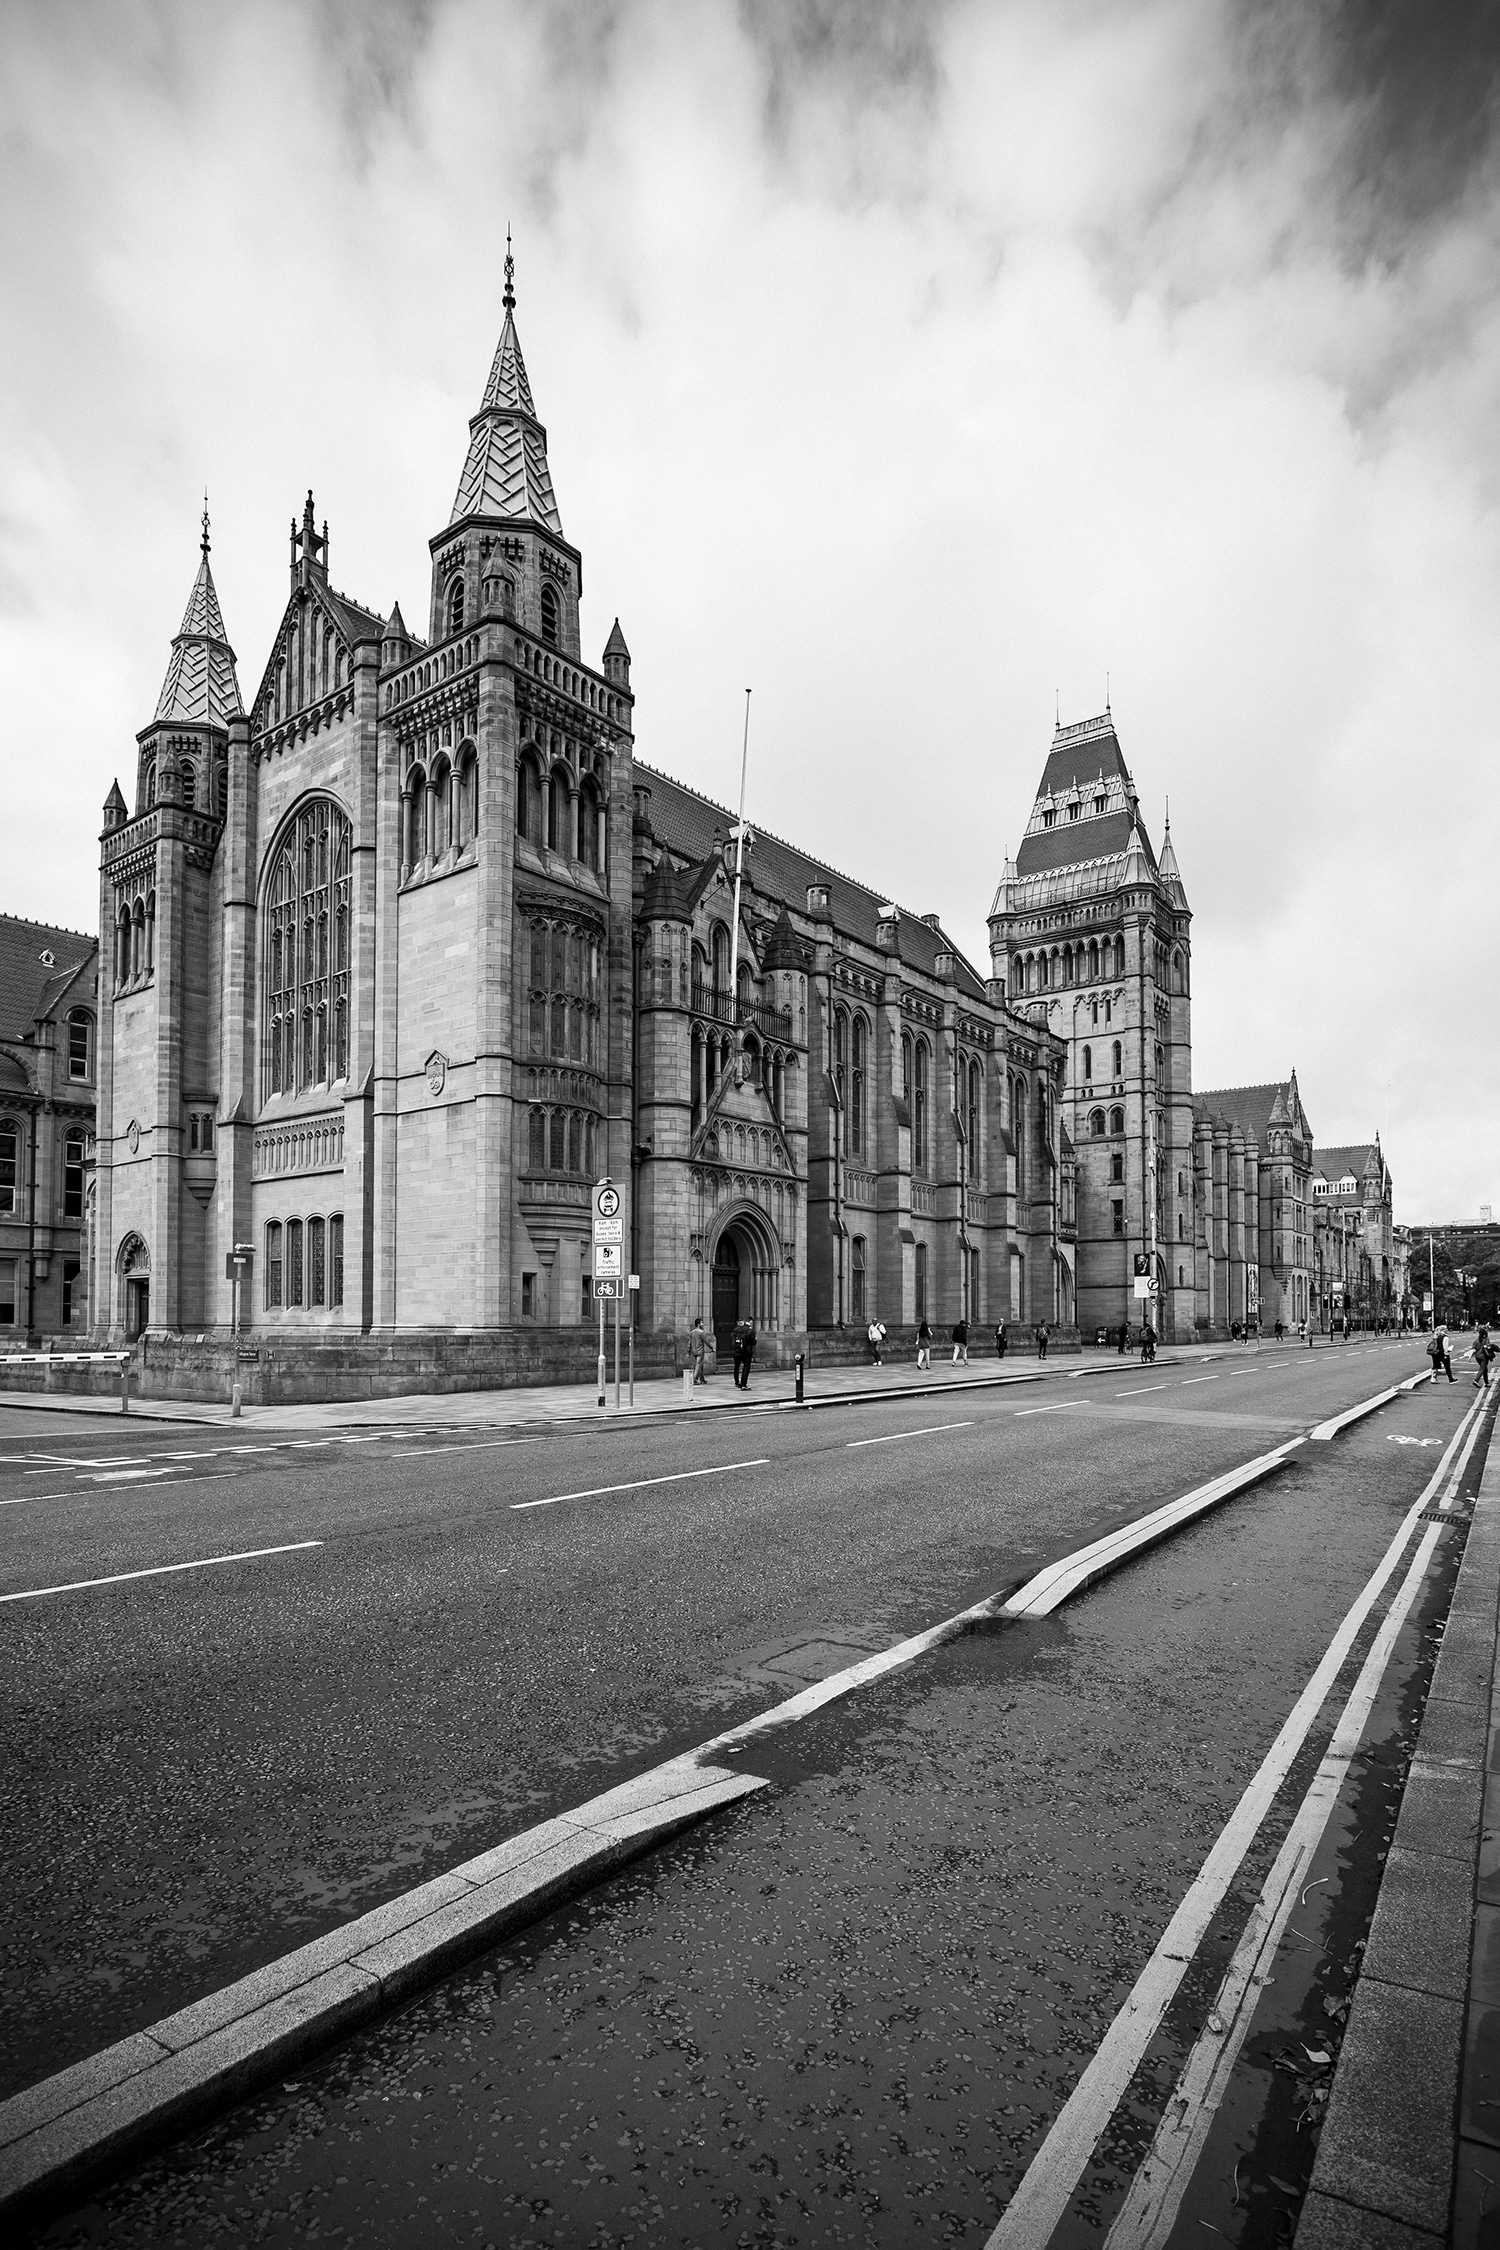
[264,799,352,1098]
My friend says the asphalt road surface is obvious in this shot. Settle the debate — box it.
[4,1338,1489,2246]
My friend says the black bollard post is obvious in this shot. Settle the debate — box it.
[795,1351,805,1404]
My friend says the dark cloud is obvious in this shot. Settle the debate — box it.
[740,0,948,158]
[310,0,445,155]
[1318,0,1500,228]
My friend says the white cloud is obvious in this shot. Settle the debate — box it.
[0,0,1495,1218]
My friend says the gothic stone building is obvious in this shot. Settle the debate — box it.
[91,272,1066,1369]
[0,917,98,1339]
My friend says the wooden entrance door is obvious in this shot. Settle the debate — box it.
[712,1236,740,1349]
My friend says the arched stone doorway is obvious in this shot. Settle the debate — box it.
[118,1234,150,1340]
[708,1202,784,1353]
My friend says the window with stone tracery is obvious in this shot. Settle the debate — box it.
[264,799,352,1098]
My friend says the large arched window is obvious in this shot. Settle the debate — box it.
[914,1039,929,1173]
[430,755,452,855]
[264,799,353,1098]
[967,1058,980,1175]
[447,577,465,636]
[540,583,560,646]
[1082,1044,1093,1082]
[578,781,600,872]
[1089,1107,1106,1137]
[547,767,569,854]
[1109,1105,1126,1136]
[711,923,730,997]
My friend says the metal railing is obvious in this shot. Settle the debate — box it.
[690,984,794,1042]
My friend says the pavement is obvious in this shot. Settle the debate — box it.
[0,1330,1394,1430]
[1295,1372,1500,2249]
[1,1337,1490,2245]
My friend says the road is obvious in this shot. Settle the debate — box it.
[3,1338,1490,2245]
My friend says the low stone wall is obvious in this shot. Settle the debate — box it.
[0,1321,1083,1408]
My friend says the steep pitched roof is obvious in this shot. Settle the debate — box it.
[1315,1141,1386,1191]
[637,764,991,1002]
[0,915,97,1045]
[1009,713,1169,899]
[449,268,563,534]
[1195,1079,1313,1151]
[153,546,244,729]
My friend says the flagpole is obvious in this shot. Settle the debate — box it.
[728,689,751,1050]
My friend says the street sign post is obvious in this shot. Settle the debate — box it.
[592,1179,623,1408]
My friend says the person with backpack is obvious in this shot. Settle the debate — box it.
[994,1320,1008,1359]
[1141,1319,1157,1365]
[951,1317,969,1365]
[867,1316,887,1367]
[1429,1323,1455,1383]
[1473,1324,1492,1392]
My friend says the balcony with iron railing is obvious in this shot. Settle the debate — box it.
[690,983,794,1043]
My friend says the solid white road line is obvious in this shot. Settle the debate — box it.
[0,1541,324,1604]
[512,1459,769,1511]
[1105,1496,1459,2249]
[846,1421,974,1448]
[985,1386,1490,2249]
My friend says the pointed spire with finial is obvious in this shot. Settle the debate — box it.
[154,510,243,727]
[449,232,564,532]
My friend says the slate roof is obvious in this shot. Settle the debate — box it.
[1012,714,1164,889]
[637,764,992,1004]
[1194,1078,1313,1151]
[450,302,563,535]
[0,915,97,1046]
[153,549,244,728]
[1015,813,1155,880]
[1314,1142,1386,1192]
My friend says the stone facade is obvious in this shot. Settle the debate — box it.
[88,271,1067,1375]
[1311,1137,1399,1328]
[0,917,99,1340]
[988,714,1195,1340]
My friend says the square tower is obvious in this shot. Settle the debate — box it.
[989,711,1195,1341]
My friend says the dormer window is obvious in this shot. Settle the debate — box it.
[1042,808,1057,829]
[1095,793,1106,813]
[1068,800,1080,820]
[540,583,560,647]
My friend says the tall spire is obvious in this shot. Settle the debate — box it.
[450,239,563,532]
[154,520,243,728]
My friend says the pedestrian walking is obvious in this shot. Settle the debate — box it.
[1274,1317,1284,1343]
[1039,1322,1049,1359]
[916,1316,933,1372]
[1141,1319,1156,1365]
[1473,1324,1492,1391]
[690,1315,708,1385]
[867,1317,887,1367]
[951,1318,969,1366]
[994,1320,1008,1360]
[1429,1323,1455,1384]
[733,1316,756,1389]
[1117,1321,1129,1356]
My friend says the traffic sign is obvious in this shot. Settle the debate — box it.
[594,1277,622,1300]
[595,1242,622,1278]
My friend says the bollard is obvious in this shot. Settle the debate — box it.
[795,1351,805,1404]
[682,1368,693,1403]
[119,1354,130,1415]
[231,1379,242,1419]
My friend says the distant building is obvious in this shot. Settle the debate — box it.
[0,916,99,1337]
[1193,1077,1314,1334]
[1310,1137,1396,1326]
[988,712,1194,1340]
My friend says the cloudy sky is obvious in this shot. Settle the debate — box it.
[2,0,1496,1222]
